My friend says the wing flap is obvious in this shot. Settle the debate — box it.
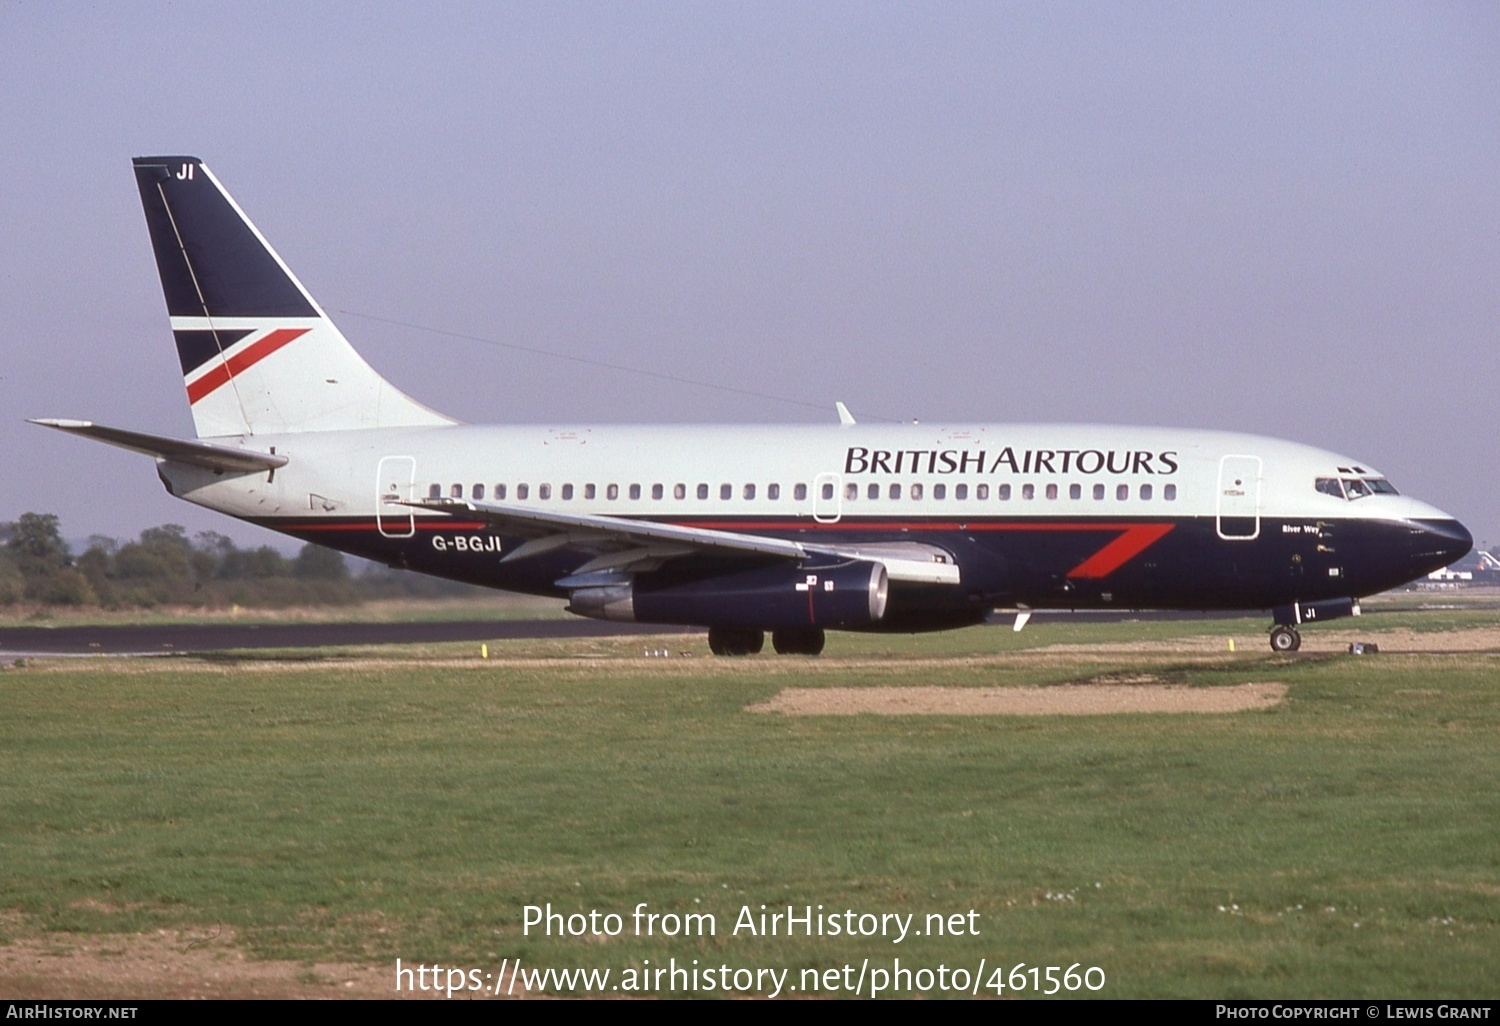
[409,498,961,584]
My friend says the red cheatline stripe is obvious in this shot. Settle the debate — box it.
[288,520,488,532]
[186,327,310,404]
[678,519,1176,579]
[272,516,1176,579]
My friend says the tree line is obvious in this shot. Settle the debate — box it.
[0,513,485,608]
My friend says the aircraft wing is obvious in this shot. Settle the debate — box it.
[407,498,960,584]
[30,419,288,474]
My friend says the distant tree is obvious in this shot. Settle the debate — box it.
[0,551,23,605]
[6,513,70,572]
[4,512,96,605]
[294,543,349,580]
[139,524,192,552]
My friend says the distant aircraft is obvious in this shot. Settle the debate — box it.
[34,157,1473,654]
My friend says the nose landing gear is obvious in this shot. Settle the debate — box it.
[1269,625,1302,652]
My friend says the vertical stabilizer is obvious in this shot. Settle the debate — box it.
[133,156,453,438]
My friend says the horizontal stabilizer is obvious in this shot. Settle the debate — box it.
[29,419,287,474]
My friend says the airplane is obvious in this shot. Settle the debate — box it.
[33,156,1473,655]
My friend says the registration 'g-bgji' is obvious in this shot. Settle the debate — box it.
[36,157,1473,654]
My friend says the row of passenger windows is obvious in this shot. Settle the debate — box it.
[430,481,1179,503]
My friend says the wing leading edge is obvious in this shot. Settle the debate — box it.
[406,497,962,585]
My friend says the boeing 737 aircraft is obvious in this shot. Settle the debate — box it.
[34,156,1473,654]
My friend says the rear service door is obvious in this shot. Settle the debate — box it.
[1216,455,1262,540]
[376,456,416,538]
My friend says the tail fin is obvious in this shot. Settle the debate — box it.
[132,156,453,438]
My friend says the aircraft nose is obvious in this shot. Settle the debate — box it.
[1410,517,1473,572]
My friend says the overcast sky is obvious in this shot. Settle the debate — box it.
[3,2,1497,551]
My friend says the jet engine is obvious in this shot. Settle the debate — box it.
[567,560,889,630]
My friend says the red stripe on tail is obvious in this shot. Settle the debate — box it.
[186,327,310,404]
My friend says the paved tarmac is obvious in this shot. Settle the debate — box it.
[0,619,693,656]
[0,610,1274,656]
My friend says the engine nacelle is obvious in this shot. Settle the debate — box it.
[568,560,890,630]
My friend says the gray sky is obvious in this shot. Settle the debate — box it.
[3,2,1497,551]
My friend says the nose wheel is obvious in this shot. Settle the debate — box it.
[1269,625,1302,652]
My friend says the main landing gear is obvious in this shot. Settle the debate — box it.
[772,628,826,656]
[708,626,763,656]
[1269,625,1302,653]
[707,626,826,656]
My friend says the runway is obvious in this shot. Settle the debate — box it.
[0,618,694,656]
[0,609,1265,656]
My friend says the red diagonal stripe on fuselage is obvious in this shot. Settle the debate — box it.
[186,327,310,404]
[1060,522,1175,578]
[679,519,1176,579]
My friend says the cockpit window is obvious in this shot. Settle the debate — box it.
[1316,476,1399,500]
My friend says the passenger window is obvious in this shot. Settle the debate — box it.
[845,483,858,501]
[768,483,780,500]
[819,483,832,500]
[1093,483,1105,500]
[517,483,529,500]
[889,484,902,500]
[538,484,551,500]
[428,483,441,499]
[697,483,709,500]
[606,484,618,501]
[1022,484,1034,500]
[495,484,507,500]
[998,484,1011,500]
[1164,484,1177,501]
[868,483,880,500]
[652,484,664,500]
[955,484,968,500]
[911,483,924,500]
[1140,483,1152,500]
[1116,484,1128,501]
[473,484,485,501]
[562,484,574,500]
[674,483,685,500]
[629,484,641,500]
[584,483,596,500]
[794,483,808,501]
[746,484,757,500]
[934,483,946,500]
[976,484,989,500]
[720,484,732,500]
[450,483,463,498]
[1045,484,1058,500]
[1068,484,1080,500]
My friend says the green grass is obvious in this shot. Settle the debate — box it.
[1,620,1497,997]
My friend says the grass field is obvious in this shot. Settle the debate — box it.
[1,612,1497,998]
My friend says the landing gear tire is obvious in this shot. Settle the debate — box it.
[708,626,764,657]
[1269,625,1301,653]
[772,628,826,656]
